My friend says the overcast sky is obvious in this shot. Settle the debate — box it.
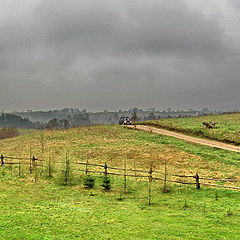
[1,0,240,112]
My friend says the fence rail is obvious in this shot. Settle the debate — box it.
[0,154,44,173]
[0,154,239,190]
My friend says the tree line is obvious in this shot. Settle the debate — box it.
[0,113,92,130]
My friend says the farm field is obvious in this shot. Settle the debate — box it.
[0,125,239,239]
[142,113,240,145]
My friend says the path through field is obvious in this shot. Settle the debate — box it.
[128,125,240,153]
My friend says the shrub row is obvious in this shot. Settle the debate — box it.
[0,128,19,140]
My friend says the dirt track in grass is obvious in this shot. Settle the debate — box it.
[128,125,240,153]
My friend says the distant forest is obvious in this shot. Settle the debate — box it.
[0,114,38,129]
[0,111,92,129]
[1,107,237,129]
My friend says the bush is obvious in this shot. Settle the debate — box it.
[101,176,111,191]
[57,157,74,186]
[0,128,19,140]
[83,175,95,189]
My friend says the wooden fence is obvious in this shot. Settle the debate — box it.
[0,154,44,174]
[0,154,240,190]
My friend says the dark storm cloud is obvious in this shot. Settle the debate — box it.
[0,0,240,111]
[34,0,226,59]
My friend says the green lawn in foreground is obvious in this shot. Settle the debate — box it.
[0,176,239,240]
[142,113,240,145]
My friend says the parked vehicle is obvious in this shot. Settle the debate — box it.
[119,117,132,125]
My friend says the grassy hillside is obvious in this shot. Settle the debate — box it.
[142,113,240,145]
[0,125,239,239]
[0,125,239,177]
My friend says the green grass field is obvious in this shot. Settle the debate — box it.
[142,113,240,145]
[0,125,239,239]
[0,177,239,240]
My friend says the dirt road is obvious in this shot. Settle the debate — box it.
[128,125,240,153]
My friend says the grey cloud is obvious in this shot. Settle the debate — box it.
[33,0,227,59]
[0,0,239,111]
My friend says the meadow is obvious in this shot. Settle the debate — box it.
[0,125,239,239]
[142,113,240,145]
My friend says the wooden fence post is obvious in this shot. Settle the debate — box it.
[1,155,4,166]
[148,165,153,205]
[195,173,200,189]
[104,163,108,176]
[123,159,127,193]
[29,157,32,173]
[163,161,168,192]
[32,155,36,172]
[32,155,37,182]
[48,154,52,178]
[133,160,137,181]
[85,159,89,175]
[29,142,32,173]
